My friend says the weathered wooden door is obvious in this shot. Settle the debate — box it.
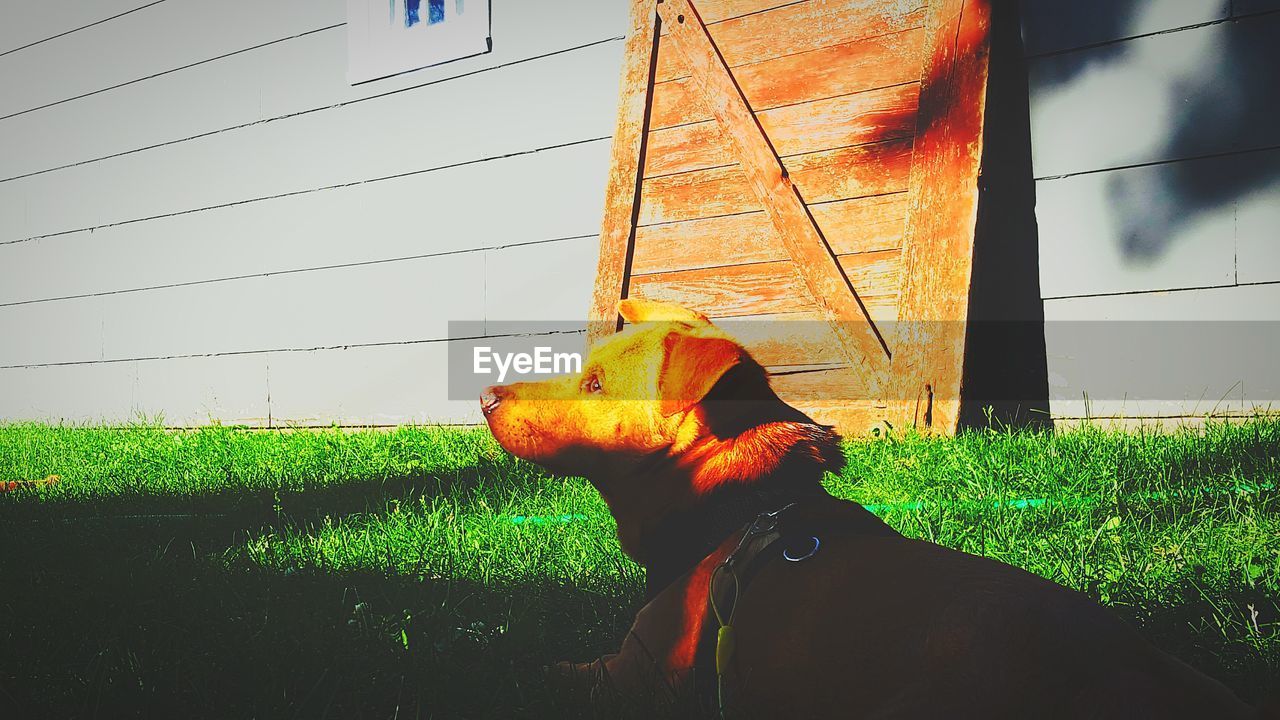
[589,0,993,435]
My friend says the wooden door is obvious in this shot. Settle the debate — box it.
[589,0,993,435]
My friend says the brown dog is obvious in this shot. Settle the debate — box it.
[481,299,1255,718]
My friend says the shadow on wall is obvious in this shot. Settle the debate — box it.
[1023,0,1280,261]
[959,0,1052,430]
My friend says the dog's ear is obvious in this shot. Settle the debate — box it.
[657,332,742,416]
[618,298,711,326]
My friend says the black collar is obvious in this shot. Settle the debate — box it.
[639,479,827,601]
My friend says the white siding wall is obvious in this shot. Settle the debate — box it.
[0,0,629,426]
[1021,0,1280,422]
[3,1,1277,428]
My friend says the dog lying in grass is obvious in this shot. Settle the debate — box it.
[481,299,1255,718]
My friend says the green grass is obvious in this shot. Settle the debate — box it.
[1,420,1278,718]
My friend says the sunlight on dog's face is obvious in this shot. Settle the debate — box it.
[480,299,744,477]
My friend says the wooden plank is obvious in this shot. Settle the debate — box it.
[654,0,927,83]
[769,366,883,402]
[632,262,805,318]
[650,28,925,130]
[888,0,994,434]
[663,0,803,29]
[769,366,893,434]
[629,252,900,319]
[0,0,344,119]
[638,137,913,225]
[838,250,902,297]
[587,0,660,344]
[718,312,849,367]
[0,141,611,306]
[0,0,630,182]
[793,401,891,436]
[644,82,919,178]
[657,0,892,392]
[0,40,624,243]
[631,193,907,274]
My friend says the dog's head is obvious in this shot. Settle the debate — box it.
[480,299,843,496]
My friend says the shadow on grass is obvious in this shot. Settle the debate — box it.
[0,458,544,535]
[3,511,1277,718]
[5,420,1280,716]
[0,519,643,720]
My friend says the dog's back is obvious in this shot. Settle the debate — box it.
[719,496,1252,719]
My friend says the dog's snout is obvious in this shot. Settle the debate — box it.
[480,385,506,415]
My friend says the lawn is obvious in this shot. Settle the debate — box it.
[1,420,1277,718]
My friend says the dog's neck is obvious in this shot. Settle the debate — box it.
[588,417,843,599]
[638,472,828,599]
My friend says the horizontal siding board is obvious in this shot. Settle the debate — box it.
[0,298,107,367]
[133,355,270,425]
[0,252,485,367]
[0,354,270,426]
[1028,15,1280,178]
[1236,176,1280,284]
[1048,398,1280,420]
[650,28,924,130]
[484,236,599,331]
[0,361,139,424]
[0,140,611,305]
[1,1,342,118]
[654,0,926,83]
[0,0,345,119]
[1234,0,1280,14]
[0,0,157,55]
[0,0,629,181]
[1019,0,1228,56]
[643,82,919,178]
[1034,153,1264,298]
[1042,286,1280,419]
[630,193,907,274]
[1042,283,1280,321]
[638,136,913,225]
[268,342,482,426]
[0,40,624,243]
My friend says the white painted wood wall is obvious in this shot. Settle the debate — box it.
[1023,0,1280,422]
[0,0,628,426]
[0,0,1277,428]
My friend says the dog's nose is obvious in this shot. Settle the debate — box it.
[480,386,505,415]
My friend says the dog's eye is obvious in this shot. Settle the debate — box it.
[584,376,602,394]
